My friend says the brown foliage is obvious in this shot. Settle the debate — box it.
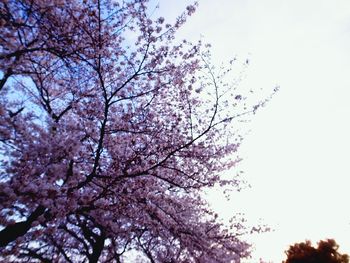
[283,239,349,263]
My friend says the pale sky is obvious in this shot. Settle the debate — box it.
[158,1,350,262]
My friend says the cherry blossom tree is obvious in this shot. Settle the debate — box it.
[0,0,271,262]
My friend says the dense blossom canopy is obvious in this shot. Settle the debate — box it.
[0,0,270,262]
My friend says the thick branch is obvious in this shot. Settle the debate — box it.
[0,205,46,247]
[89,231,105,263]
[0,67,13,92]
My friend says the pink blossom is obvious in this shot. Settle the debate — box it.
[0,0,272,262]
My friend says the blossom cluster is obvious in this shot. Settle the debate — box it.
[0,0,266,262]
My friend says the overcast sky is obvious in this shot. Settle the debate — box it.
[158,1,350,262]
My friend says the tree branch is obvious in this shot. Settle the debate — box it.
[0,205,46,247]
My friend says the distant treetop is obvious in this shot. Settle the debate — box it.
[283,239,349,263]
